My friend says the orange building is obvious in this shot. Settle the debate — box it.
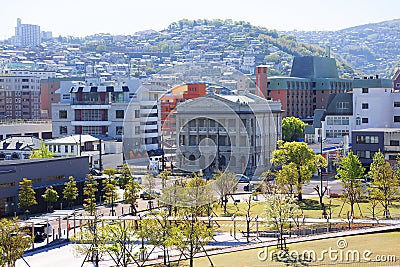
[161,83,206,136]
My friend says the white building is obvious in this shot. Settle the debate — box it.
[0,136,41,160]
[321,76,396,143]
[45,134,123,169]
[0,121,52,140]
[13,18,41,47]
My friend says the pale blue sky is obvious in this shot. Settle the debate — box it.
[1,0,399,39]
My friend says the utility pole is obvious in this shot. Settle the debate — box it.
[99,139,102,171]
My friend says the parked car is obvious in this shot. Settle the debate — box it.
[140,190,160,200]
[90,168,102,176]
[235,174,250,183]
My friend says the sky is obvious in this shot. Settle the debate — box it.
[1,0,399,39]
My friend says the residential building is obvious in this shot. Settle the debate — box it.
[51,79,139,140]
[175,93,282,177]
[13,18,41,47]
[257,56,352,118]
[352,128,400,167]
[0,136,41,160]
[0,74,41,120]
[320,76,394,143]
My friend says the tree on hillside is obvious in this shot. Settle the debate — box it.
[18,178,37,218]
[63,176,79,208]
[271,141,326,201]
[368,151,399,218]
[0,218,33,267]
[42,186,59,212]
[29,141,53,159]
[336,151,365,218]
[213,171,237,214]
[282,117,307,142]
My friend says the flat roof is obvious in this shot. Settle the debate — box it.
[352,128,400,133]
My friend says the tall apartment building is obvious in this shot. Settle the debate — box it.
[257,56,352,118]
[13,18,41,47]
[0,75,41,120]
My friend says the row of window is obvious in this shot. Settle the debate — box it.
[327,117,350,125]
[326,130,349,138]
[356,135,379,144]
[59,109,125,119]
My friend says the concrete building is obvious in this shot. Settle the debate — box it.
[13,18,41,47]
[257,56,351,118]
[319,76,394,144]
[45,134,123,170]
[175,93,282,177]
[0,121,52,140]
[51,81,137,140]
[40,78,84,119]
[0,74,41,120]
[0,156,89,216]
[352,128,400,167]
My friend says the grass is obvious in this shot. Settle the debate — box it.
[178,232,400,267]
[213,196,400,220]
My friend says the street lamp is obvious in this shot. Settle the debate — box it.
[319,129,328,218]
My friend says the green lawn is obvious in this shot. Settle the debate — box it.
[213,196,400,220]
[182,232,400,267]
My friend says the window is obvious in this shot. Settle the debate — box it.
[116,126,123,135]
[394,116,400,123]
[362,118,369,123]
[134,110,140,118]
[59,126,67,135]
[336,102,350,110]
[116,110,124,119]
[59,110,67,119]
[357,150,374,159]
[327,116,349,125]
[135,126,140,135]
[390,140,399,146]
[326,129,349,138]
[389,155,398,160]
[362,88,369,93]
[356,135,379,144]
[362,103,369,109]
[394,102,400,108]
